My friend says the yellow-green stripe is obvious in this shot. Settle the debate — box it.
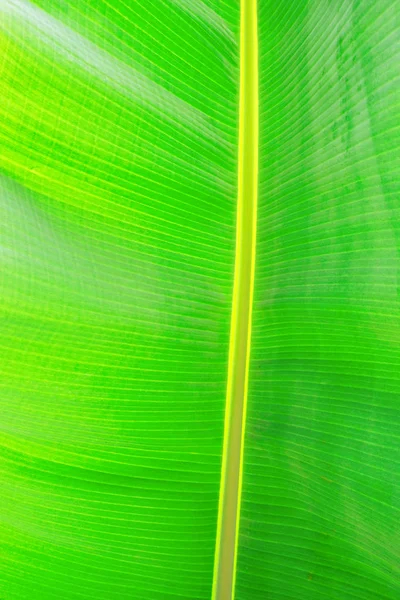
[212,0,259,598]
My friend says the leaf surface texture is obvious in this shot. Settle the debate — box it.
[0,1,399,599]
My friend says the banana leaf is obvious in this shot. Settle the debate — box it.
[0,1,399,599]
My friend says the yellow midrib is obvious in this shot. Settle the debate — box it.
[212,1,259,599]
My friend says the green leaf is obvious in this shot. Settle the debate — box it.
[236,2,400,600]
[0,1,399,599]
